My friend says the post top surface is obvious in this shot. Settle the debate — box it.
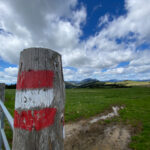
[22,47,61,56]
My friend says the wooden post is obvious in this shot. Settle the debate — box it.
[0,83,5,102]
[0,83,5,149]
[12,48,65,150]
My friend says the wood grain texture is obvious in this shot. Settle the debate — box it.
[12,48,65,150]
[0,83,5,102]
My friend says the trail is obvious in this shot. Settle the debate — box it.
[64,106,131,150]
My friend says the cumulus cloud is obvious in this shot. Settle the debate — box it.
[4,67,18,76]
[99,14,110,27]
[0,0,150,82]
[100,0,150,41]
[0,0,85,62]
[0,67,18,84]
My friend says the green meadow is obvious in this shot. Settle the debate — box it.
[4,87,150,149]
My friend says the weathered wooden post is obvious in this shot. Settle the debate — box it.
[12,48,65,150]
[0,83,5,149]
[0,84,5,102]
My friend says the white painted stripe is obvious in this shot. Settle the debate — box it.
[15,89,54,109]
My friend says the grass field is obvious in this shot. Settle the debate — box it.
[3,87,150,150]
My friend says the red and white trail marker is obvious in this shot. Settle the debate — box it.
[12,48,65,150]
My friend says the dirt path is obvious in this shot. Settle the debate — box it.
[64,106,131,150]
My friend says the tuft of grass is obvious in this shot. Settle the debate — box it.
[3,87,150,149]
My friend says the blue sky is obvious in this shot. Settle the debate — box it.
[78,0,126,39]
[0,0,150,84]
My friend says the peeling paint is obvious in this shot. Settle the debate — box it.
[16,70,54,89]
[15,89,54,109]
[14,108,57,131]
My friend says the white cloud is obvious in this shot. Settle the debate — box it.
[103,50,150,80]
[63,68,77,81]
[101,0,150,41]
[0,0,85,62]
[130,50,150,66]
[99,14,110,27]
[0,67,18,84]
[0,34,30,63]
[0,0,150,83]
[4,67,18,77]
[105,68,125,74]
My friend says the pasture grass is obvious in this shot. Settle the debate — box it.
[3,87,150,149]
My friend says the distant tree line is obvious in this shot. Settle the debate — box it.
[6,84,16,89]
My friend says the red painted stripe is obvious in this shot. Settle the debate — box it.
[16,70,54,89]
[14,108,57,131]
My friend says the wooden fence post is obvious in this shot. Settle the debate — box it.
[0,84,5,102]
[0,83,5,149]
[12,48,65,150]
